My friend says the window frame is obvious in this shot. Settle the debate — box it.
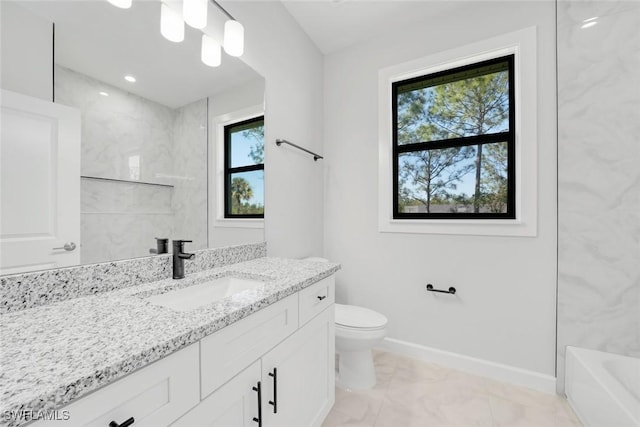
[377,27,539,237]
[223,115,265,219]
[392,55,516,220]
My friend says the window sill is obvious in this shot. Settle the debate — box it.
[379,218,536,237]
[212,218,264,229]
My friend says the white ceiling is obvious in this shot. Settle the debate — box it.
[281,0,467,55]
[20,1,262,108]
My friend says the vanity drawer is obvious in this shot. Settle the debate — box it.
[298,276,335,326]
[200,294,298,399]
[33,343,199,427]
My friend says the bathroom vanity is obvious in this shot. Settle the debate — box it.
[0,255,339,427]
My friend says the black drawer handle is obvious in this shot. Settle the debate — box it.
[268,368,278,414]
[252,381,262,426]
[317,295,327,301]
[109,418,134,427]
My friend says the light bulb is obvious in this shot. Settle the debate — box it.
[107,0,132,9]
[160,3,184,42]
[201,34,221,67]
[183,0,207,29]
[223,20,244,57]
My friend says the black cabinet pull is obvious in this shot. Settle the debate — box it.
[109,418,134,427]
[268,368,278,414]
[252,381,262,426]
[317,295,327,301]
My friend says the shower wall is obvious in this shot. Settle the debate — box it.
[54,66,207,264]
[556,0,640,392]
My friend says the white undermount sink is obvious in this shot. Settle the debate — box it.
[146,276,265,312]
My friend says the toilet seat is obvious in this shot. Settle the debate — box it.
[335,304,387,330]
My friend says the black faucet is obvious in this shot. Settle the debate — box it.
[172,240,195,279]
[149,238,169,255]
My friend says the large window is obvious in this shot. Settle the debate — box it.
[224,116,264,218]
[393,55,515,219]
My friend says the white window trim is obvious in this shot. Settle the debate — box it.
[378,26,538,237]
[209,104,265,230]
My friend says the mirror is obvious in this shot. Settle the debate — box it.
[0,0,265,274]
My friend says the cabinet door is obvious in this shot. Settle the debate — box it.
[261,305,335,427]
[171,360,262,427]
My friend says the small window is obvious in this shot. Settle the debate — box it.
[224,116,264,218]
[393,55,515,219]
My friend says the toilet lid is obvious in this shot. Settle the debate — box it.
[335,304,387,329]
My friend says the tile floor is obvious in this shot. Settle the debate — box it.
[322,350,582,427]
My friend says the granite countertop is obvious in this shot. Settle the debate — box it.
[0,257,340,427]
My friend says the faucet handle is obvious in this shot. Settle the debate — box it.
[172,239,193,252]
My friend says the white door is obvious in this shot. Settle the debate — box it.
[261,306,335,427]
[171,360,262,427]
[0,89,81,274]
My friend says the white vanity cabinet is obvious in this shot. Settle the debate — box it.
[173,276,335,427]
[260,306,334,427]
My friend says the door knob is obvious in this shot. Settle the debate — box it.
[53,242,76,251]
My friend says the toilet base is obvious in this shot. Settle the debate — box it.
[336,349,376,390]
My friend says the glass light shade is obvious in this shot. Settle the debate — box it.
[223,20,244,57]
[183,0,207,29]
[201,35,221,67]
[107,0,132,9]
[160,4,184,42]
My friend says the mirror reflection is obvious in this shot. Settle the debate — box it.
[0,0,265,274]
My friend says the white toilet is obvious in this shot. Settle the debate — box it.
[303,257,388,390]
[335,303,388,390]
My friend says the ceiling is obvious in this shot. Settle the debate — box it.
[20,1,261,108]
[281,0,467,55]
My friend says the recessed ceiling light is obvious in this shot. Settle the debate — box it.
[99,91,109,97]
[124,75,136,83]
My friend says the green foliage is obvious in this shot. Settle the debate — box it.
[230,177,263,215]
[242,125,265,164]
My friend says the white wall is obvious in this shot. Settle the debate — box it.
[227,2,325,258]
[208,78,266,248]
[323,1,557,376]
[556,0,640,392]
[0,1,53,101]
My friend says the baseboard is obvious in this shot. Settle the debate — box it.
[378,337,557,394]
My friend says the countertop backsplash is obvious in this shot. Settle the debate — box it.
[0,242,267,314]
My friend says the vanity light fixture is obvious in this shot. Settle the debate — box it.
[107,0,132,9]
[201,34,222,67]
[183,0,208,29]
[208,0,244,57]
[223,19,244,57]
[124,75,136,83]
[581,16,598,29]
[161,4,185,42]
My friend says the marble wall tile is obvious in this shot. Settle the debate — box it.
[557,0,640,393]
[80,212,174,265]
[54,66,175,185]
[81,178,173,214]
